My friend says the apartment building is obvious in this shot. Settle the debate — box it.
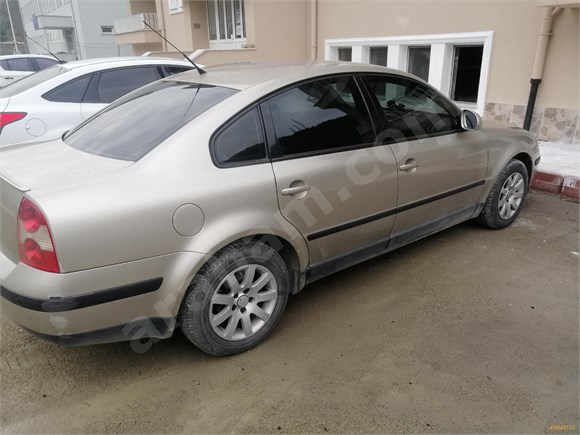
[18,0,132,60]
[114,0,579,144]
[1,0,27,54]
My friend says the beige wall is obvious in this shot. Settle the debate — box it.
[129,0,157,15]
[190,0,309,65]
[316,0,579,110]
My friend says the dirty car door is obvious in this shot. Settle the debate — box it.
[265,75,398,273]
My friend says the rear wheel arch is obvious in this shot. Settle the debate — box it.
[179,233,305,308]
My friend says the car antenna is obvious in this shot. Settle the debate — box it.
[142,21,206,75]
[24,35,65,64]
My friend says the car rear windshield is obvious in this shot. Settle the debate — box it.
[64,80,238,161]
[0,66,66,97]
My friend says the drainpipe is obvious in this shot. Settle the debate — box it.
[157,0,168,52]
[523,6,562,130]
[310,0,317,60]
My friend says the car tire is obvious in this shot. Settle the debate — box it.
[478,159,529,229]
[179,240,290,356]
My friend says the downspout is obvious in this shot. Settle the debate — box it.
[523,6,562,130]
[157,0,168,52]
[310,0,318,60]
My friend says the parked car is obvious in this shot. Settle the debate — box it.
[0,62,540,356]
[0,57,194,146]
[0,54,61,88]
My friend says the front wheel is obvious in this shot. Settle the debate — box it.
[478,159,529,229]
[179,241,290,356]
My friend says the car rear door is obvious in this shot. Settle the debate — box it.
[265,75,399,274]
[0,58,35,86]
[361,74,488,250]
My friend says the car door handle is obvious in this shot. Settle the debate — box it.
[281,184,311,196]
[399,159,419,172]
[5,77,14,80]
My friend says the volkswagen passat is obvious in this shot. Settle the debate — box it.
[0,62,540,356]
[0,57,193,146]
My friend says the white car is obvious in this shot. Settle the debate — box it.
[0,54,61,88]
[0,57,194,146]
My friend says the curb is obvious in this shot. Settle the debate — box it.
[531,171,580,202]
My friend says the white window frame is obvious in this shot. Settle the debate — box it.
[325,31,494,114]
[169,0,183,15]
[207,0,247,50]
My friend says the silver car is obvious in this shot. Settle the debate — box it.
[0,62,540,356]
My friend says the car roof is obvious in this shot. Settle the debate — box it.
[167,61,421,91]
[0,54,57,60]
[61,56,193,70]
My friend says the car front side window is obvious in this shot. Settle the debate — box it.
[362,74,461,144]
[267,76,374,157]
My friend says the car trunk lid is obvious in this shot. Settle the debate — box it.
[0,139,132,264]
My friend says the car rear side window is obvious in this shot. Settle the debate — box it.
[95,67,161,103]
[0,58,35,72]
[163,66,193,77]
[212,108,267,166]
[268,76,374,157]
[35,58,59,70]
[42,74,92,103]
[64,81,238,161]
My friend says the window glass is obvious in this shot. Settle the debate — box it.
[0,66,66,98]
[363,74,461,143]
[370,47,388,66]
[207,0,218,40]
[214,108,266,165]
[208,0,245,41]
[96,67,159,103]
[451,45,483,103]
[163,66,192,77]
[42,74,91,103]
[4,58,36,72]
[407,46,431,82]
[35,57,59,70]
[64,81,237,161]
[338,48,352,62]
[269,76,374,156]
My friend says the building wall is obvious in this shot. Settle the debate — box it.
[18,0,132,59]
[316,0,579,143]
[1,0,27,54]
[155,0,309,65]
[75,0,132,58]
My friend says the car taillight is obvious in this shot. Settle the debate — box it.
[0,112,27,132]
[17,198,60,273]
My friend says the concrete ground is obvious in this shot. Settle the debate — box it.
[0,191,578,434]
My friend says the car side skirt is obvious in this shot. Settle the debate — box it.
[305,204,481,285]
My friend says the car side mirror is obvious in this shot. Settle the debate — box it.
[461,109,482,131]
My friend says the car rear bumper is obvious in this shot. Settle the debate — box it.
[0,250,209,344]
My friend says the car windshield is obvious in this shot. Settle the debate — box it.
[64,80,238,161]
[0,66,67,97]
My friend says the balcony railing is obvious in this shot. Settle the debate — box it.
[114,13,159,35]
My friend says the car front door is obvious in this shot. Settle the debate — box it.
[361,74,488,250]
[265,75,399,276]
